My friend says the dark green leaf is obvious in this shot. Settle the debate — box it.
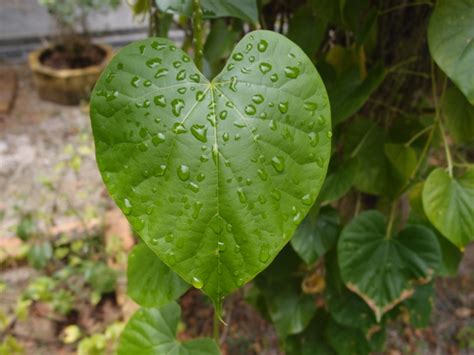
[324,318,371,355]
[118,302,220,354]
[156,0,259,23]
[127,243,189,307]
[401,283,434,329]
[285,310,335,355]
[255,246,315,337]
[436,233,463,277]
[326,64,385,125]
[441,86,474,144]
[291,206,340,264]
[288,4,327,59]
[319,158,358,203]
[203,19,241,78]
[428,0,474,104]
[325,250,377,332]
[422,167,474,248]
[338,211,441,321]
[90,31,331,305]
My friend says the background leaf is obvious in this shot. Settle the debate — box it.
[422,167,474,248]
[428,0,474,104]
[118,302,219,354]
[441,86,474,145]
[291,206,340,264]
[156,0,259,23]
[127,243,189,307]
[338,211,441,321]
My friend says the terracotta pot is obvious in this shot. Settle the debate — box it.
[28,43,113,105]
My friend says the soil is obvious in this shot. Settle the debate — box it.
[40,43,106,70]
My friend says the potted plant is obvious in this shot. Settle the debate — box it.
[29,0,120,105]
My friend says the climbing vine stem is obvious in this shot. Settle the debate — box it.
[385,202,397,240]
[192,0,204,71]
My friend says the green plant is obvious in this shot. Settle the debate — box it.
[89,0,473,353]
[38,0,120,62]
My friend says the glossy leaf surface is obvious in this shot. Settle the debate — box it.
[428,0,474,104]
[127,243,189,307]
[117,302,219,354]
[422,167,474,248]
[338,211,441,321]
[90,30,331,305]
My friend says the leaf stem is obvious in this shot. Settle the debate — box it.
[192,0,204,71]
[438,119,454,177]
[379,1,433,15]
[385,202,397,240]
[430,60,453,177]
[213,310,219,344]
[404,124,433,147]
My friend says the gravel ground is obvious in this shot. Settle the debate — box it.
[0,64,111,239]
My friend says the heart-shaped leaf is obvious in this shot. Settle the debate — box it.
[422,167,474,248]
[338,211,441,321]
[127,243,189,307]
[428,0,474,104]
[90,30,331,306]
[118,302,219,354]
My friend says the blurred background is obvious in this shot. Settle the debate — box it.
[0,0,473,354]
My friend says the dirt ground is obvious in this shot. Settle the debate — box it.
[0,64,472,354]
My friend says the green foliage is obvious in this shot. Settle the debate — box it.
[27,241,53,269]
[338,211,441,321]
[422,167,474,248]
[90,30,331,307]
[127,243,189,307]
[39,0,120,31]
[291,206,339,264]
[156,0,258,23]
[428,0,474,104]
[117,302,219,354]
[86,0,474,353]
[441,86,474,144]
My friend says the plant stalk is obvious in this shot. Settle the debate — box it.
[192,0,204,71]
[213,310,219,343]
[385,202,397,240]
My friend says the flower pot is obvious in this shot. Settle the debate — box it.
[28,43,113,105]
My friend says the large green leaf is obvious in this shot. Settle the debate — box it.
[428,0,474,104]
[291,206,340,264]
[384,143,417,180]
[422,167,474,248]
[155,0,259,23]
[117,302,219,354]
[90,31,331,306]
[127,243,189,307]
[338,211,441,321]
[441,86,474,144]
